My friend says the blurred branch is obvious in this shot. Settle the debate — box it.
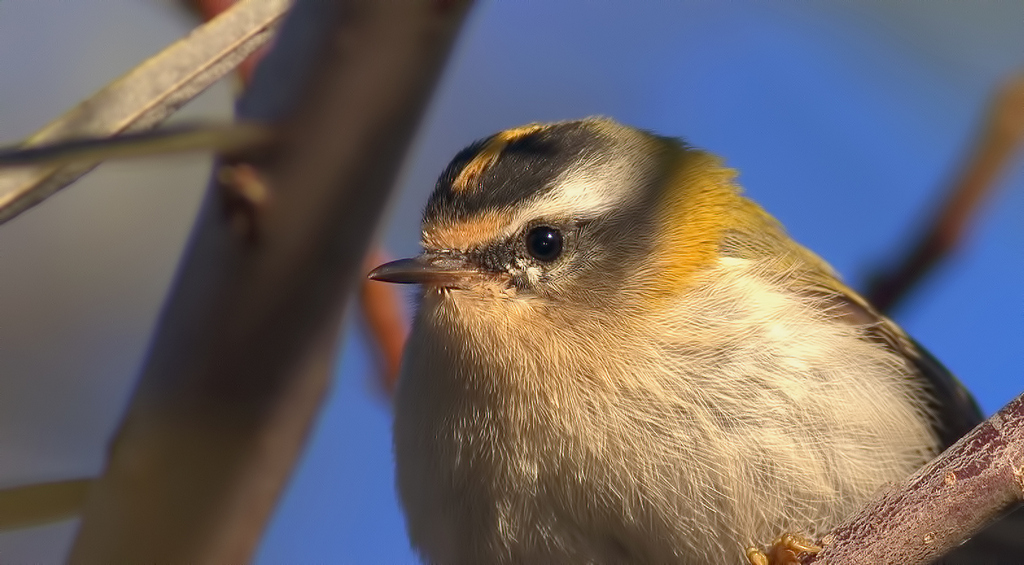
[184,0,268,82]
[800,393,1024,564]
[187,0,413,401]
[0,122,272,168]
[361,250,410,397]
[866,73,1024,312]
[186,0,415,401]
[68,0,472,563]
[0,0,288,227]
[0,479,93,531]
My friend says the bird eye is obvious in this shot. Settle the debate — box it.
[526,226,562,262]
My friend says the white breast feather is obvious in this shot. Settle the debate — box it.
[394,257,938,564]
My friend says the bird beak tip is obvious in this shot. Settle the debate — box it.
[366,254,484,286]
[366,258,420,284]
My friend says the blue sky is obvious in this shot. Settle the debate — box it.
[0,2,1021,563]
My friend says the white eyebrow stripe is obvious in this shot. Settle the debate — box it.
[439,129,657,246]
[509,157,642,229]
[427,170,629,248]
[523,176,619,218]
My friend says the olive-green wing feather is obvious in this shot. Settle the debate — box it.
[802,281,982,448]
[719,194,983,446]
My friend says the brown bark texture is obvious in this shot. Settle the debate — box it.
[67,0,472,562]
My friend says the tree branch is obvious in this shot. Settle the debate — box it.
[865,73,1024,313]
[803,393,1024,564]
[67,0,472,562]
[0,479,92,531]
[0,0,288,226]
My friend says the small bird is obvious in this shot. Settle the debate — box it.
[369,118,1010,564]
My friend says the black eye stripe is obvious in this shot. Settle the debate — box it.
[526,226,563,262]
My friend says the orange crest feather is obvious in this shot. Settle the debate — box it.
[451,124,546,194]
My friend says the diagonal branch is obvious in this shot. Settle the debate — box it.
[866,73,1024,313]
[0,0,289,227]
[0,479,93,531]
[67,0,472,562]
[0,122,272,168]
[802,393,1024,564]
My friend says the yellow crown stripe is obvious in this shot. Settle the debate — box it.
[451,124,546,194]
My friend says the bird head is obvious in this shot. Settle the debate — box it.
[369,118,760,319]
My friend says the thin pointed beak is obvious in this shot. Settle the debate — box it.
[367,253,485,286]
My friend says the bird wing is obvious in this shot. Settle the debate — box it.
[721,189,1013,561]
[815,286,1024,565]
[804,282,983,448]
[719,195,983,444]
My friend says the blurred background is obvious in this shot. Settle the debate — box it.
[0,1,1021,562]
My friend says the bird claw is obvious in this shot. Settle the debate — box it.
[746,533,821,565]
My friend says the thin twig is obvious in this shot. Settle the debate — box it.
[0,479,93,531]
[0,122,273,168]
[67,0,472,562]
[866,73,1024,313]
[0,0,289,227]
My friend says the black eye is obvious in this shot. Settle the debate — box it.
[526,226,563,262]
